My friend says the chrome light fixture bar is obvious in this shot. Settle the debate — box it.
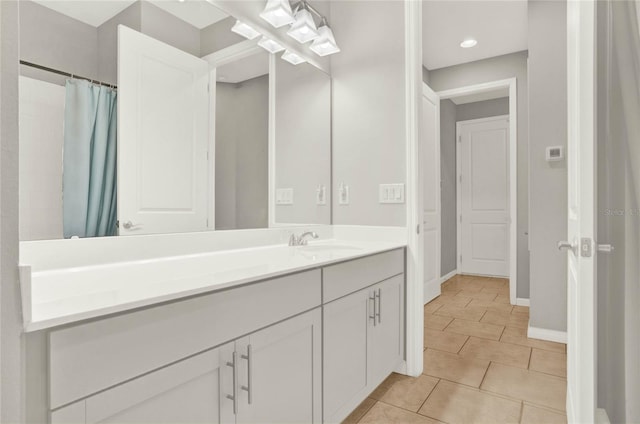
[287,2,319,43]
[231,20,261,40]
[258,36,286,54]
[260,0,296,28]
[281,50,306,65]
[310,18,340,56]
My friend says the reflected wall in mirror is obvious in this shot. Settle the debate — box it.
[17,0,332,240]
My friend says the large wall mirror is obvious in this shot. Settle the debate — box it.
[18,0,331,240]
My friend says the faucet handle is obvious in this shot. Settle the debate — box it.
[289,233,297,246]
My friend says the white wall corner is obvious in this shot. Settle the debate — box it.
[516,298,530,307]
[527,325,567,344]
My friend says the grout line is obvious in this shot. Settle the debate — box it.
[478,361,492,389]
[353,398,377,423]
[456,335,471,354]
[527,348,533,370]
[518,401,524,424]
[416,378,441,414]
[499,325,507,340]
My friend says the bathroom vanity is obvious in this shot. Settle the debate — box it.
[21,235,406,424]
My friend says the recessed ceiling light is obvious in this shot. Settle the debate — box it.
[460,39,478,48]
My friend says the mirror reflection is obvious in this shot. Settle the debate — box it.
[18,0,331,241]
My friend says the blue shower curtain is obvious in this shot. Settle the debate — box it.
[63,79,118,238]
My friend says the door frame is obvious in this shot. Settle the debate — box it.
[437,78,518,305]
[456,115,510,280]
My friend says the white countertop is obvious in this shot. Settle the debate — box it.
[22,239,406,332]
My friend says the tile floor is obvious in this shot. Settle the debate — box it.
[344,275,568,424]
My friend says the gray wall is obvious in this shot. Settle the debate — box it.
[598,1,640,421]
[440,99,457,276]
[20,0,99,85]
[140,2,200,57]
[215,75,269,230]
[527,0,567,332]
[428,51,530,299]
[439,97,510,278]
[275,60,331,225]
[1,1,23,422]
[97,3,141,85]
[201,17,245,57]
[331,1,406,226]
[456,97,509,122]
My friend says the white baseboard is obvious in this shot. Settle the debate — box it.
[516,298,530,307]
[527,326,567,344]
[440,269,457,284]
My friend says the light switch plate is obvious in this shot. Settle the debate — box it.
[316,185,327,205]
[276,188,294,205]
[379,184,405,204]
[338,183,349,205]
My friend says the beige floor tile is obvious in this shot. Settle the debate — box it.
[481,363,567,411]
[343,397,376,424]
[456,290,499,302]
[379,374,439,412]
[500,327,566,353]
[467,298,514,313]
[445,318,505,341]
[424,301,443,314]
[512,305,530,316]
[478,279,509,290]
[529,349,567,378]
[369,373,406,400]
[424,329,469,353]
[418,380,521,424]
[481,286,510,295]
[521,404,567,424]
[481,310,529,329]
[359,402,441,424]
[459,337,531,369]
[494,294,511,304]
[425,314,454,331]
[433,294,473,307]
[435,304,487,321]
[423,349,490,387]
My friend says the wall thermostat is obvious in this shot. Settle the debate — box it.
[546,146,564,162]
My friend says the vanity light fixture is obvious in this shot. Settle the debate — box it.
[258,36,286,54]
[460,38,478,48]
[287,3,319,43]
[310,18,340,56]
[260,0,296,28]
[231,20,261,40]
[281,49,306,65]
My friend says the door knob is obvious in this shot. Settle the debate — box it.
[557,241,577,253]
[122,221,141,230]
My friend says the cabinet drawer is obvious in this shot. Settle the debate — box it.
[49,270,321,409]
[323,249,404,303]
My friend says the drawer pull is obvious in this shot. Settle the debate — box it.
[240,344,253,405]
[369,293,377,326]
[226,351,238,414]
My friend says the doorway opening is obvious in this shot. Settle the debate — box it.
[437,78,518,305]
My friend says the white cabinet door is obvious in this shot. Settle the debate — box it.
[323,289,371,423]
[235,309,322,424]
[368,275,405,385]
[118,25,209,235]
[80,344,233,424]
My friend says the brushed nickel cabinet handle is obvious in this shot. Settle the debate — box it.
[241,344,253,405]
[226,351,239,414]
[369,293,377,326]
[376,288,382,324]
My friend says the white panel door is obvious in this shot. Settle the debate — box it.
[458,116,510,277]
[118,25,209,235]
[566,1,596,422]
[422,84,441,303]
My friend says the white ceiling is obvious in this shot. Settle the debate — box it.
[31,0,228,28]
[423,0,528,71]
[217,51,269,84]
[449,87,509,105]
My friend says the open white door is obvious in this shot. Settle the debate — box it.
[565,1,596,422]
[422,84,440,303]
[118,26,210,235]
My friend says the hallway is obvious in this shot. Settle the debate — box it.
[345,275,568,424]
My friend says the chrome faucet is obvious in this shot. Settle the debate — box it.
[289,231,319,246]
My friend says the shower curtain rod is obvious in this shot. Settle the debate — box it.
[20,60,117,89]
